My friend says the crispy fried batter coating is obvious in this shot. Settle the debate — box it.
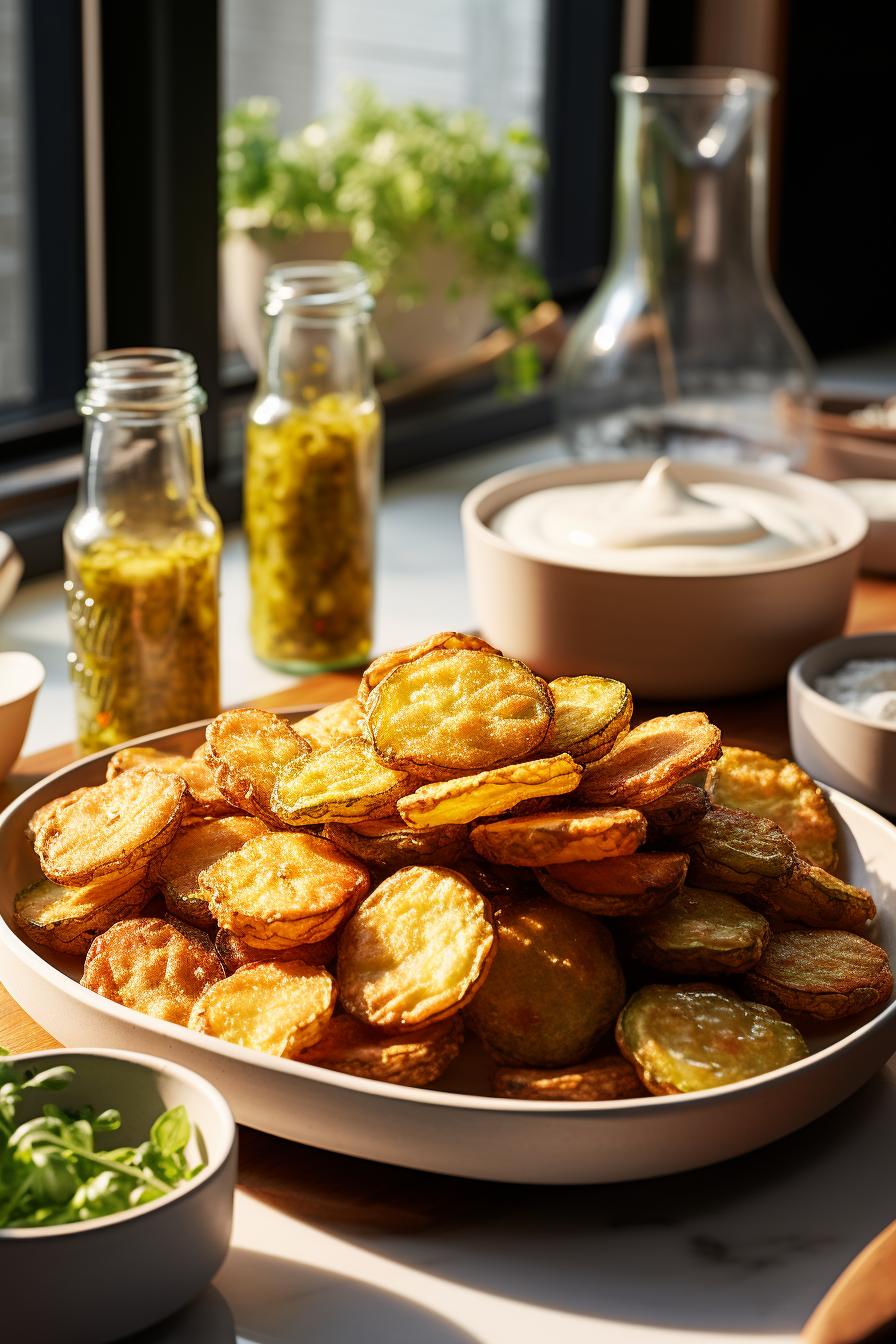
[323,817,469,869]
[743,930,893,1020]
[107,744,234,816]
[359,632,499,706]
[201,831,369,949]
[206,708,310,824]
[547,675,633,762]
[296,1013,464,1086]
[365,648,554,780]
[214,926,338,974]
[705,747,837,871]
[471,807,645,867]
[337,866,495,1031]
[464,894,626,1067]
[398,755,581,829]
[623,886,769,975]
[272,740,416,826]
[81,916,224,1026]
[535,851,689,917]
[576,712,722,808]
[188,960,336,1057]
[775,858,876,929]
[674,805,797,912]
[14,871,154,955]
[25,787,93,845]
[36,771,186,887]
[153,815,270,928]
[640,783,709,833]
[293,698,365,751]
[616,982,808,1095]
[492,1056,648,1101]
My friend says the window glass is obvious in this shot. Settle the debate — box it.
[0,0,31,409]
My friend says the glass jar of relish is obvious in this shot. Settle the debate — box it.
[64,349,222,752]
[244,262,382,673]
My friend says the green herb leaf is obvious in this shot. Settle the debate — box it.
[22,1066,75,1092]
[150,1105,190,1157]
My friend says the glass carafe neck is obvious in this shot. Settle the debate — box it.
[257,262,375,403]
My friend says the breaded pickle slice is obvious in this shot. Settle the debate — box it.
[616,983,808,1095]
[577,712,722,808]
[207,708,310,825]
[464,894,626,1067]
[398,755,581,829]
[624,886,770,975]
[106,746,188,780]
[338,866,495,1031]
[640,783,709,834]
[294,698,364,751]
[674,805,797,912]
[153,815,270,929]
[272,740,416,826]
[297,1013,464,1086]
[82,916,224,1026]
[36,770,186,887]
[743,930,893,1020]
[358,631,499,706]
[775,859,876,929]
[492,1056,647,1102]
[471,807,645,867]
[107,744,233,816]
[201,831,369,949]
[547,675,632,763]
[14,871,154,955]
[26,787,93,845]
[189,961,336,1057]
[535,852,688,917]
[451,856,540,911]
[214,926,338,974]
[365,648,554,780]
[705,747,837,871]
[323,817,469,869]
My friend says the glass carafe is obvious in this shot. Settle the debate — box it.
[64,349,222,752]
[557,68,815,470]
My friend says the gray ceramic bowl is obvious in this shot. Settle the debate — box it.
[0,1048,236,1344]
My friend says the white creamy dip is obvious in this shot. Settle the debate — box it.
[816,659,896,723]
[489,458,833,575]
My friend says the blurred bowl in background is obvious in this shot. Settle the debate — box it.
[0,651,45,779]
[0,531,24,615]
[835,479,896,575]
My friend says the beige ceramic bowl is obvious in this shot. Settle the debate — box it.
[461,459,867,698]
[0,651,45,779]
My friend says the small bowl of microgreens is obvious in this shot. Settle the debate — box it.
[0,1046,236,1344]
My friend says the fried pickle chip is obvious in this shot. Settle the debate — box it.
[358,631,499,706]
[107,744,234,817]
[547,675,633,762]
[206,708,310,824]
[576,712,722,808]
[616,982,808,1095]
[365,648,554,780]
[293,698,365,751]
[673,805,797,912]
[153,815,270,928]
[623,886,770,975]
[743,930,893,1020]
[452,856,540,911]
[535,851,689,917]
[82,916,224,1026]
[25,787,94,845]
[640,783,709,833]
[106,746,189,781]
[322,817,469,870]
[337,866,495,1031]
[214,926,338,974]
[14,871,154,955]
[188,961,336,1057]
[398,755,581,829]
[36,771,187,887]
[705,747,837,871]
[271,740,416,826]
[464,894,626,1067]
[296,1013,464,1086]
[471,807,645,867]
[775,858,877,929]
[201,831,369,949]
[492,1056,647,1102]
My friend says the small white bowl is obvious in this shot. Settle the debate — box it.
[835,479,896,575]
[1,1048,237,1344]
[0,651,45,779]
[789,632,896,815]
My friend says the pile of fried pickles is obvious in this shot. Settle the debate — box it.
[16,632,894,1101]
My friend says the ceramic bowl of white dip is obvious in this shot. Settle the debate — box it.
[461,458,867,698]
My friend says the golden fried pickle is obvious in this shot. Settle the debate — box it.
[576,712,722,808]
[14,871,154,955]
[775,858,876,930]
[358,631,499,706]
[464,894,626,1067]
[81,916,224,1026]
[201,831,369,949]
[743,930,893,1020]
[293,698,365,751]
[153,815,270,928]
[451,856,540,911]
[323,817,469,870]
[398,755,581,829]
[107,744,234,816]
[547,675,632,762]
[296,1013,464,1086]
[616,982,808,1095]
[106,746,188,780]
[623,886,769,975]
[471,807,645,867]
[337,866,495,1031]
[214,926,338,974]
[188,961,336,1057]
[492,1056,647,1102]
[535,851,689,917]
[272,740,416,826]
[206,708,310,825]
[640,783,709,833]
[705,747,837,871]
[365,648,554,780]
[36,770,186,887]
[25,787,93,845]
[673,805,797,912]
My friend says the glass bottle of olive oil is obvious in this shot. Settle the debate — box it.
[245,262,382,673]
[64,349,222,752]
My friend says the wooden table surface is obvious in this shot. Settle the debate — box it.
[3,576,896,1230]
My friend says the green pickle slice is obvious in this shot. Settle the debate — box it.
[616,982,808,1095]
